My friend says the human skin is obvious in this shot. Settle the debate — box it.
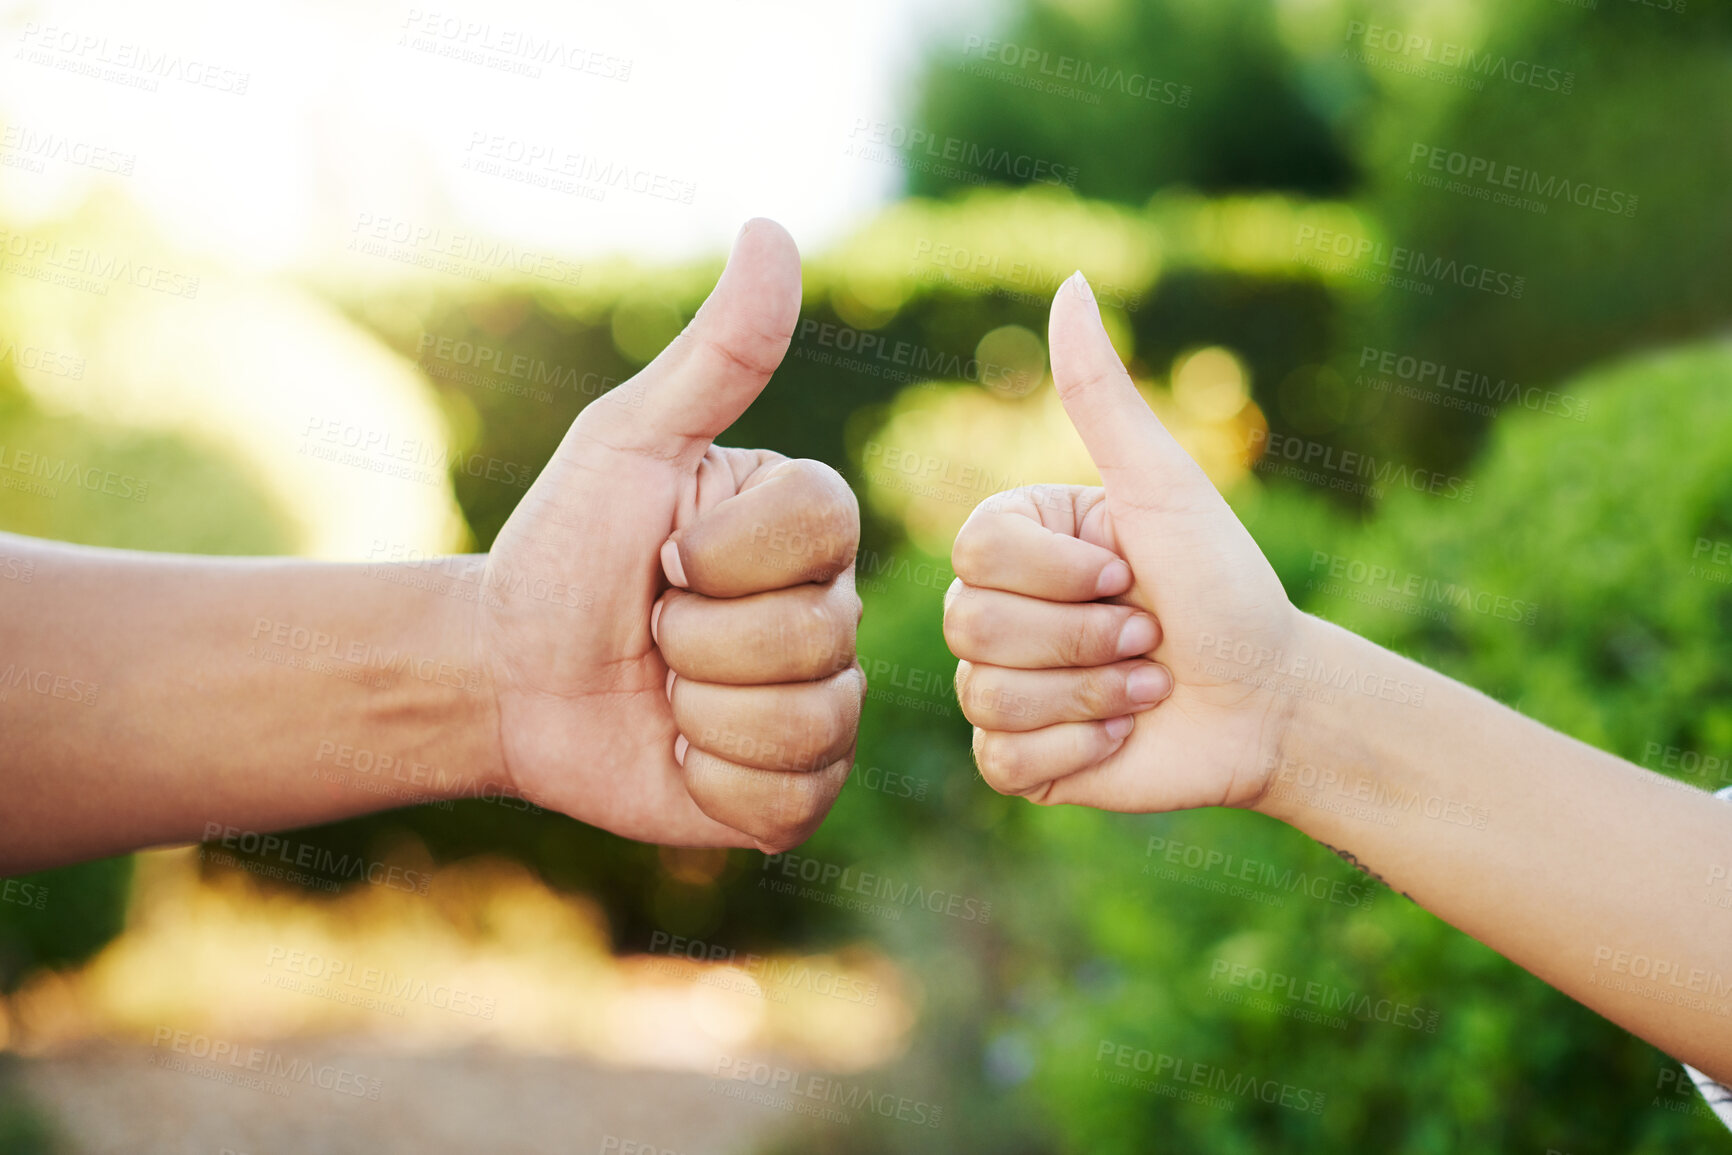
[0,218,864,874]
[944,271,1732,1084]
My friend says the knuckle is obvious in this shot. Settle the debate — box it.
[973,731,1023,793]
[943,596,988,657]
[1059,612,1099,665]
[1075,668,1120,719]
[950,523,992,581]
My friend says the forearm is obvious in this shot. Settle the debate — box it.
[0,533,506,873]
[1256,613,1732,1082]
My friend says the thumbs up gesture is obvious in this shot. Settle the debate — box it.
[944,273,1302,813]
[480,220,863,851]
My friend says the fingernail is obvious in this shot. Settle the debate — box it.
[1116,615,1157,657]
[1126,663,1172,707]
[661,539,687,588]
[1095,559,1131,598]
[665,668,676,699]
[674,734,689,766]
[650,600,664,644]
[1104,715,1134,741]
[1066,270,1100,321]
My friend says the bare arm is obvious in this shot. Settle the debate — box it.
[0,537,500,871]
[1263,613,1732,1083]
[0,219,866,876]
[945,271,1732,1084]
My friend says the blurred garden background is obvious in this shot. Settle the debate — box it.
[3,0,1732,1150]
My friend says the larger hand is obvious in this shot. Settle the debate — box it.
[480,220,863,851]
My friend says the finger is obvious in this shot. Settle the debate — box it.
[943,586,1159,668]
[955,659,1171,731]
[663,458,860,597]
[1048,272,1218,508]
[671,664,865,772]
[654,575,859,684]
[952,508,1130,602]
[973,717,1134,797]
[582,218,801,457]
[680,746,852,853]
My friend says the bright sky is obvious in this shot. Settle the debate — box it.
[0,0,998,271]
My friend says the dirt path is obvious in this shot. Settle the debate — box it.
[13,1040,792,1155]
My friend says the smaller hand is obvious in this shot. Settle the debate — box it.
[945,273,1302,813]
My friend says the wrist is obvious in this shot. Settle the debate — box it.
[395,555,511,805]
[1248,611,1377,828]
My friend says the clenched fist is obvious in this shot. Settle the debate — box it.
[945,272,1301,813]
[481,220,864,851]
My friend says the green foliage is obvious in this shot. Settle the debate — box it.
[908,0,1356,199]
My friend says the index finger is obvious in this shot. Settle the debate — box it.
[664,458,860,598]
[953,508,1131,603]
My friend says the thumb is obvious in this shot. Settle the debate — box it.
[1048,271,1215,508]
[586,217,802,456]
